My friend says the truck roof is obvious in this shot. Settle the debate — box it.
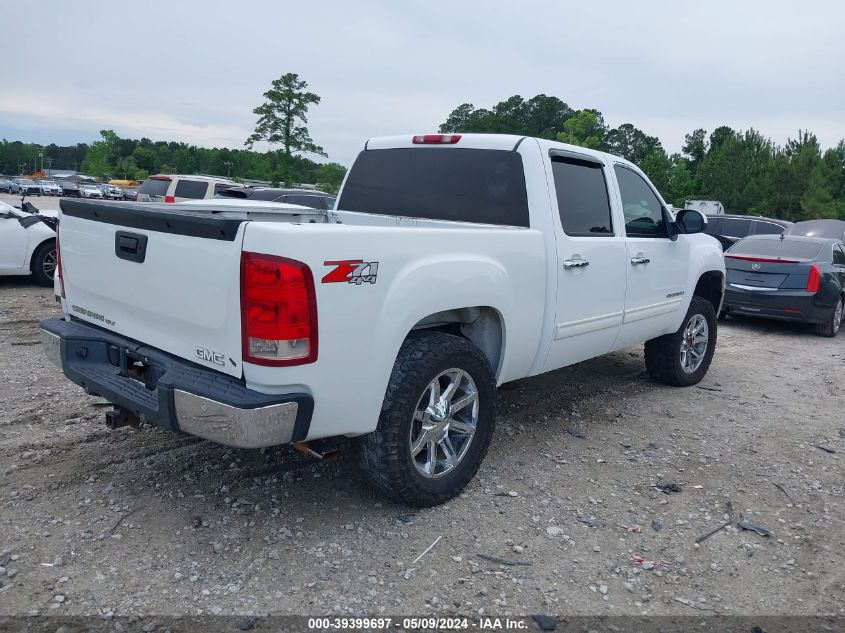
[364,133,621,165]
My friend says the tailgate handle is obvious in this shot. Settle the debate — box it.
[115,231,148,263]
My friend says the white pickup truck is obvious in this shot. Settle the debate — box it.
[41,133,725,506]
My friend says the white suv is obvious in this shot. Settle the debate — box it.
[137,174,239,203]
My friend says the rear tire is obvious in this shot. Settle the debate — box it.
[31,240,57,287]
[354,332,496,507]
[645,295,717,387]
[815,296,843,338]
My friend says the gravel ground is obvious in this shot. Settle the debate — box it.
[0,278,843,619]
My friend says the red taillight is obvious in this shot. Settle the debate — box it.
[806,264,821,293]
[412,134,461,144]
[240,252,317,366]
[725,255,798,264]
[164,195,175,203]
[55,224,65,299]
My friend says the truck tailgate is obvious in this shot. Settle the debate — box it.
[58,200,245,378]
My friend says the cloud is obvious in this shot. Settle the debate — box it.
[0,0,842,166]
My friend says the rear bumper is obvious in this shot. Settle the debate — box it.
[723,286,829,323]
[40,318,313,448]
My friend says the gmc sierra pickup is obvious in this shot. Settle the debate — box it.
[41,133,725,506]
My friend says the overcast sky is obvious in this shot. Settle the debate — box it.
[0,0,842,166]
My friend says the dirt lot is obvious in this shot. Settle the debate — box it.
[0,278,843,619]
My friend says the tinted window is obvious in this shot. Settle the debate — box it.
[214,183,233,195]
[174,180,209,199]
[753,221,784,235]
[286,194,324,209]
[138,178,171,197]
[727,238,822,260]
[721,218,752,237]
[705,217,723,235]
[248,189,285,201]
[614,166,665,237]
[550,158,612,236]
[834,245,845,265]
[338,148,529,227]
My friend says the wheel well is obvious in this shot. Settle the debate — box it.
[30,238,56,272]
[694,271,724,314]
[410,307,504,377]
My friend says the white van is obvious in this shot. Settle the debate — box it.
[137,174,239,203]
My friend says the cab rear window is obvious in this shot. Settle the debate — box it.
[338,148,529,227]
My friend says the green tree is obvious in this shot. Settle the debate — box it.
[556,110,607,149]
[682,128,708,174]
[607,123,661,165]
[81,130,120,179]
[246,73,326,183]
[316,162,347,194]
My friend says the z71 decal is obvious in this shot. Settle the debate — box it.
[322,260,379,285]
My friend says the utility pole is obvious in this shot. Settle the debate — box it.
[223,160,233,178]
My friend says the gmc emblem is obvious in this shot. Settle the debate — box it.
[195,346,225,366]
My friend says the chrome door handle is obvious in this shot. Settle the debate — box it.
[630,257,650,265]
[563,259,589,269]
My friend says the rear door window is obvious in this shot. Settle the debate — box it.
[550,157,613,236]
[833,244,845,265]
[705,217,723,235]
[138,178,171,197]
[338,148,530,227]
[286,194,324,210]
[721,218,752,237]
[754,221,785,235]
[174,180,209,199]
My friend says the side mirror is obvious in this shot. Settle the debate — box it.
[674,208,707,235]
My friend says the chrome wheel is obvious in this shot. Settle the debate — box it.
[834,298,843,333]
[42,249,57,279]
[680,313,709,374]
[410,368,478,478]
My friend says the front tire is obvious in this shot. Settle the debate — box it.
[354,332,496,507]
[645,295,717,387]
[31,240,57,286]
[815,296,843,338]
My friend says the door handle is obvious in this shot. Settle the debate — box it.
[630,257,650,265]
[563,259,589,269]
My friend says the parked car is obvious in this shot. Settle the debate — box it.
[136,174,239,203]
[0,200,57,285]
[721,234,844,336]
[41,133,726,506]
[37,180,63,196]
[78,183,104,199]
[102,184,123,200]
[121,188,138,201]
[215,186,336,210]
[0,179,12,193]
[10,178,41,196]
[60,181,80,197]
[783,219,845,242]
[704,214,792,251]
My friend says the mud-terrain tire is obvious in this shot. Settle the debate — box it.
[815,296,843,338]
[644,295,717,387]
[354,332,496,507]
